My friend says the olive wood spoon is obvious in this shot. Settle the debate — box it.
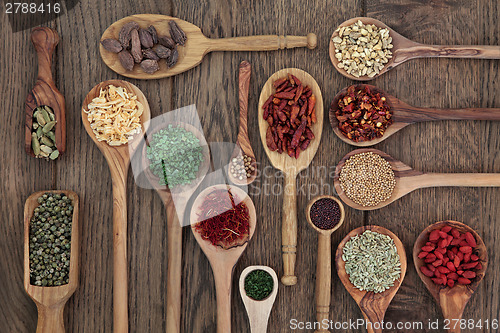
[239,265,279,333]
[305,196,345,333]
[141,122,211,333]
[228,61,257,185]
[24,190,79,333]
[81,80,151,333]
[258,68,323,286]
[335,225,407,333]
[25,27,66,158]
[329,84,500,147]
[190,184,257,333]
[329,17,500,81]
[101,14,317,79]
[334,148,500,211]
[413,220,487,333]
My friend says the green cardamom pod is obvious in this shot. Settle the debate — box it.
[41,136,54,147]
[49,150,60,160]
[45,106,55,120]
[40,145,53,154]
[46,131,56,142]
[32,123,39,130]
[42,121,56,133]
[41,108,50,123]
[39,151,49,158]
[31,133,41,155]
[36,127,43,138]
[35,112,46,126]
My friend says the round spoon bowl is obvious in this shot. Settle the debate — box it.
[335,225,407,332]
[413,220,487,332]
[306,195,345,235]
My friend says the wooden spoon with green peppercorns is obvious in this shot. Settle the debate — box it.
[329,17,500,81]
[24,190,79,333]
[329,84,500,147]
[334,148,500,211]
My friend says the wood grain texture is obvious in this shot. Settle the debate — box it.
[100,14,317,79]
[413,221,488,333]
[24,27,66,157]
[330,84,500,146]
[0,0,498,332]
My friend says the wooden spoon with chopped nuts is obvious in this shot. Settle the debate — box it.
[329,84,500,147]
[413,220,488,333]
[334,148,500,211]
[329,17,500,81]
[81,80,150,333]
[101,14,317,79]
[335,225,407,333]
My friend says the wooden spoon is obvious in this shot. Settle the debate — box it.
[413,220,488,333]
[334,148,500,211]
[24,190,79,333]
[190,184,257,333]
[81,80,151,333]
[305,196,345,333]
[258,68,323,286]
[329,84,500,147]
[329,17,500,81]
[24,27,66,158]
[335,225,407,333]
[228,61,257,185]
[101,14,317,79]
[141,121,211,333]
[239,265,279,333]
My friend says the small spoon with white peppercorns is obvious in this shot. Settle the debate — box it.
[334,148,500,210]
[329,17,500,81]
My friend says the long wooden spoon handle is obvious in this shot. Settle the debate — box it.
[110,164,129,333]
[418,173,500,188]
[31,27,59,82]
[212,263,233,333]
[208,34,317,52]
[237,61,252,144]
[314,234,332,333]
[165,199,182,333]
[281,173,298,286]
[440,293,468,333]
[401,44,500,60]
[36,303,65,333]
[397,107,500,122]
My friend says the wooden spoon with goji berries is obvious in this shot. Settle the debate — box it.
[329,84,500,147]
[413,221,488,333]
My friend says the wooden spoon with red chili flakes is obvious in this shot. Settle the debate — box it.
[329,84,500,147]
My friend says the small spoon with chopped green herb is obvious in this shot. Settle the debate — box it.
[239,266,279,333]
[335,225,407,333]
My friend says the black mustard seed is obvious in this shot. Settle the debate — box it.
[310,198,341,230]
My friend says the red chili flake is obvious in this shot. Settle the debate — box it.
[332,85,393,142]
[194,188,250,249]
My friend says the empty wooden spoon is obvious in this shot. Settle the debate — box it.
[334,148,500,211]
[335,225,407,333]
[239,265,279,333]
[305,196,345,333]
[329,84,500,147]
[81,80,151,333]
[228,61,257,185]
[24,190,79,333]
[258,68,323,286]
[413,220,487,333]
[101,14,317,79]
[25,27,66,158]
[141,121,211,333]
[329,17,500,81]
[190,184,257,333]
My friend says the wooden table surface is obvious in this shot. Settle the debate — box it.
[1,0,498,332]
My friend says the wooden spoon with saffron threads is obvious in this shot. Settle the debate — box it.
[334,148,500,211]
[101,14,317,79]
[258,68,324,286]
[335,225,407,333]
[81,80,151,333]
[413,220,488,333]
[228,61,257,185]
[329,84,500,147]
[329,17,500,81]
[24,190,79,333]
[141,121,211,333]
[190,184,257,333]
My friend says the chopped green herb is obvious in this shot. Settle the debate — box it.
[244,269,274,301]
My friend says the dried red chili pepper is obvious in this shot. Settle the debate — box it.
[332,85,393,142]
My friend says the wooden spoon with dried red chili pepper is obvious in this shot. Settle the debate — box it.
[329,17,500,81]
[329,84,500,147]
[413,221,488,333]
[334,148,500,211]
